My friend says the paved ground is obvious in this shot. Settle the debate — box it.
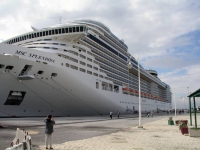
[0,113,164,150]
[37,114,200,150]
[1,112,198,150]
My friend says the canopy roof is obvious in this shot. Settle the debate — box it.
[188,88,200,98]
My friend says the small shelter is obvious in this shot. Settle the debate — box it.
[188,88,200,128]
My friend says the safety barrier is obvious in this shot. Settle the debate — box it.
[5,128,32,150]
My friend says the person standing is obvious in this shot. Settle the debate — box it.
[44,115,55,149]
[110,111,113,119]
[117,111,120,119]
[151,111,153,118]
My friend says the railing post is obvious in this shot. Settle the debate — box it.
[193,97,197,128]
[189,97,192,126]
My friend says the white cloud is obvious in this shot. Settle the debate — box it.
[160,65,200,108]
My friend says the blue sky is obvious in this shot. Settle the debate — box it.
[0,0,200,108]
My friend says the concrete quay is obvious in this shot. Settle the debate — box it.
[36,114,200,150]
[0,113,199,150]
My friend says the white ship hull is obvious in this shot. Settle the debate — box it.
[0,44,171,117]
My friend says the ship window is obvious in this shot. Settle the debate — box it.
[40,32,42,36]
[19,37,22,41]
[80,54,86,59]
[99,75,103,78]
[34,33,37,37]
[65,28,68,33]
[5,66,14,70]
[49,30,51,35]
[37,70,44,74]
[4,91,26,105]
[46,31,48,36]
[32,34,34,38]
[94,60,99,64]
[69,28,72,33]
[114,85,119,93]
[70,65,78,70]
[79,68,85,72]
[29,34,31,39]
[87,58,92,62]
[52,30,55,35]
[87,64,92,68]
[37,33,39,37]
[73,27,75,32]
[43,31,45,36]
[70,57,78,63]
[94,73,98,77]
[21,37,24,41]
[93,67,98,70]
[0,64,5,69]
[55,29,58,34]
[80,61,86,66]
[62,28,65,33]
[80,26,83,31]
[51,73,57,77]
[96,82,99,89]
[76,27,79,32]
[59,29,61,34]
[66,63,69,67]
[87,70,92,75]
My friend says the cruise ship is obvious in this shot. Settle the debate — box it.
[0,19,172,117]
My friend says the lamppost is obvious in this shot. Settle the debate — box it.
[128,55,142,128]
[174,91,176,116]
[171,89,176,116]
[182,97,185,110]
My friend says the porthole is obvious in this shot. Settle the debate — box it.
[37,70,44,74]
[0,64,5,69]
[5,66,14,70]
[51,73,57,77]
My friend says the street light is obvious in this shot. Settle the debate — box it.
[171,89,176,116]
[174,91,176,116]
[128,55,142,128]
[181,97,186,113]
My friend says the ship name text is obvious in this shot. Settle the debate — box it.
[15,50,55,63]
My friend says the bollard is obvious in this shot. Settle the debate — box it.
[22,142,27,150]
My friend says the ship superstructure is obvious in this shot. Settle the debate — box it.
[0,19,172,117]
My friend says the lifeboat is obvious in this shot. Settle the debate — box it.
[135,90,139,95]
[129,89,135,95]
[144,93,147,98]
[122,88,129,94]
